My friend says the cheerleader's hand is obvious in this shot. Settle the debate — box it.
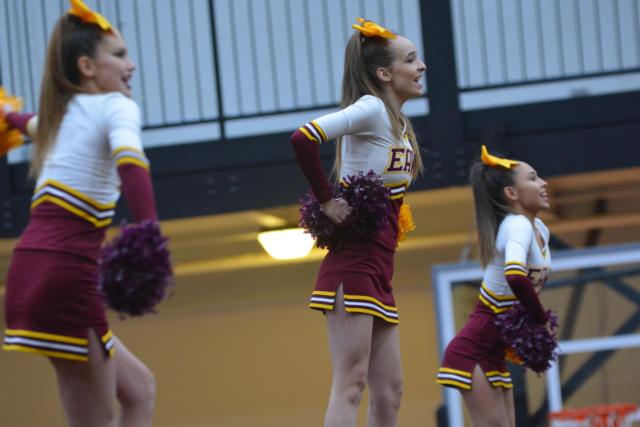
[321,198,352,224]
[545,321,554,336]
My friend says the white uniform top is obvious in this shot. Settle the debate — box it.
[479,214,551,313]
[299,95,415,200]
[32,93,149,227]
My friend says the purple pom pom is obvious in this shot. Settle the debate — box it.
[99,220,173,317]
[299,191,340,250]
[299,170,390,250]
[494,302,559,374]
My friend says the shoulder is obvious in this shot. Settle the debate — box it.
[346,95,387,125]
[101,93,139,113]
[358,94,384,105]
[75,92,137,108]
[98,93,141,125]
[500,214,534,240]
[353,94,385,111]
[502,214,532,228]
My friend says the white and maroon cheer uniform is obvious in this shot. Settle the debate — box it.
[3,93,156,362]
[437,214,551,390]
[291,94,416,324]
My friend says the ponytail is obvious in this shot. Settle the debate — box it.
[470,162,516,267]
[32,15,105,178]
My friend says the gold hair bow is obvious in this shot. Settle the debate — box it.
[481,145,519,169]
[68,0,112,32]
[0,87,25,157]
[352,17,396,39]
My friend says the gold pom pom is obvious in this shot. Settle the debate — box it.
[505,346,524,365]
[0,87,25,156]
[397,203,416,244]
[0,130,24,157]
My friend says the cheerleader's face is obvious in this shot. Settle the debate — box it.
[505,162,550,214]
[386,36,426,101]
[78,30,136,97]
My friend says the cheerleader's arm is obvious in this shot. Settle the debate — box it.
[290,95,385,202]
[5,112,37,137]
[503,216,548,324]
[105,94,158,222]
[117,163,157,221]
[290,129,333,203]
[505,273,548,324]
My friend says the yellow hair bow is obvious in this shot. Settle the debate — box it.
[481,145,519,169]
[0,87,25,157]
[68,0,112,32]
[352,17,396,39]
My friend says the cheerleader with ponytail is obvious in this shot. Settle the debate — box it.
[292,18,425,427]
[2,2,171,425]
[436,146,557,427]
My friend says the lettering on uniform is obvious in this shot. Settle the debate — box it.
[386,147,415,175]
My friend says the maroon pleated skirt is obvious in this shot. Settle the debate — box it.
[436,300,513,390]
[308,201,401,324]
[3,249,114,362]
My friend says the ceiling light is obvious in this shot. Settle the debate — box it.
[257,227,315,260]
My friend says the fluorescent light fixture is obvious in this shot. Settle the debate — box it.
[257,228,315,260]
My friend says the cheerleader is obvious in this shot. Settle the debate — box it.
[2,1,157,425]
[291,18,425,427]
[436,146,552,427]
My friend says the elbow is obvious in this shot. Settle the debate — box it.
[290,129,304,146]
[290,129,312,156]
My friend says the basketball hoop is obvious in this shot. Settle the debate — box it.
[550,403,640,427]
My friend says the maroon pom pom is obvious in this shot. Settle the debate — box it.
[99,220,173,317]
[299,170,390,251]
[299,195,339,250]
[494,302,559,374]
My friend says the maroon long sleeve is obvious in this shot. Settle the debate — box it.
[505,274,548,324]
[290,129,333,203]
[6,112,35,135]
[117,163,157,222]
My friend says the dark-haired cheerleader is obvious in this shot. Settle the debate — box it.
[437,146,554,427]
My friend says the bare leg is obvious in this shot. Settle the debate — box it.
[324,285,374,427]
[366,319,403,427]
[49,329,117,427]
[461,365,511,427]
[503,387,516,427]
[114,337,156,427]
